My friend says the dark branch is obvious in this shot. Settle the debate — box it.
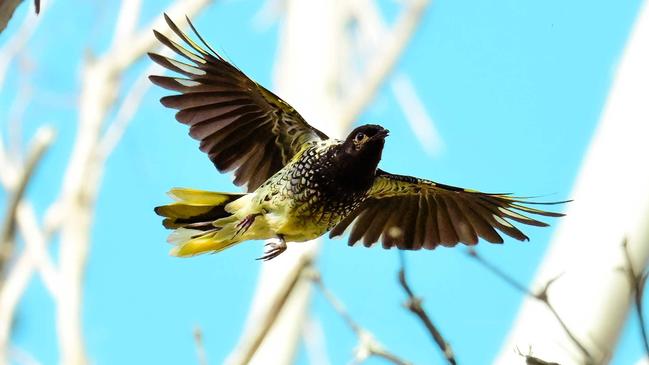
[515,347,560,365]
[620,238,649,357]
[310,270,412,365]
[398,252,456,365]
[466,248,593,363]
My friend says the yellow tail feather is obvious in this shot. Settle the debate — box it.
[170,229,240,257]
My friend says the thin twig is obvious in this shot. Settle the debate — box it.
[398,253,456,365]
[309,270,412,365]
[620,238,649,357]
[194,325,208,365]
[514,347,560,365]
[466,248,594,363]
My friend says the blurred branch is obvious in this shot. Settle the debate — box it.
[466,248,593,363]
[96,62,164,161]
[101,0,211,73]
[351,0,440,156]
[110,0,141,49]
[620,238,649,357]
[194,325,208,365]
[51,2,211,364]
[0,128,57,365]
[236,1,432,363]
[398,253,456,365]
[0,127,54,259]
[0,0,46,89]
[390,74,442,156]
[302,316,332,365]
[309,271,411,365]
[226,256,312,365]
[339,0,430,126]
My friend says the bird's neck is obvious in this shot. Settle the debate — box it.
[334,143,383,191]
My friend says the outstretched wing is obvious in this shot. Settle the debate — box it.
[149,15,328,192]
[330,169,566,249]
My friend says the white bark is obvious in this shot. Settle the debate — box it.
[227,1,431,364]
[226,3,345,364]
[496,2,649,364]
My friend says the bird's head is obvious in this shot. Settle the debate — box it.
[337,124,389,183]
[342,124,389,155]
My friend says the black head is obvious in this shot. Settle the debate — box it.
[334,124,389,189]
[342,124,390,154]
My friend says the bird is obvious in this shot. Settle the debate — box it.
[149,15,565,261]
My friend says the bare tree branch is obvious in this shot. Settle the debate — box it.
[0,0,46,89]
[302,316,332,365]
[620,238,649,357]
[466,248,593,363]
[390,74,442,156]
[194,325,208,365]
[398,253,456,365]
[309,270,412,365]
[0,128,57,364]
[96,62,164,161]
[226,255,313,365]
[339,0,430,126]
[0,127,54,258]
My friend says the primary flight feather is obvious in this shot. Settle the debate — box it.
[151,15,565,260]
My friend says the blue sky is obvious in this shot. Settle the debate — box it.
[0,0,646,364]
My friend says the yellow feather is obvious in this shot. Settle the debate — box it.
[167,187,238,205]
[170,230,237,257]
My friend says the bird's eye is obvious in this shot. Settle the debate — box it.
[354,132,366,142]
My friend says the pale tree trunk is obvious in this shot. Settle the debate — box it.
[225,2,345,364]
[496,1,649,364]
[226,0,431,364]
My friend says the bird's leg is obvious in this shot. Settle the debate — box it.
[256,235,287,261]
[234,213,261,237]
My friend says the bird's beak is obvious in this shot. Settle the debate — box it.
[376,129,390,139]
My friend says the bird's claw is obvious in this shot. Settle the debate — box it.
[256,238,287,261]
[234,214,258,238]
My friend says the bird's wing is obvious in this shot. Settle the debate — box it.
[149,15,328,192]
[330,169,566,249]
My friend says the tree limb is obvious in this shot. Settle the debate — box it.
[466,248,593,364]
[309,270,412,365]
[194,325,208,365]
[226,255,313,365]
[620,238,649,357]
[398,253,456,365]
[0,127,54,261]
[339,0,430,126]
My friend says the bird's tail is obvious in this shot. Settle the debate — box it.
[154,188,245,257]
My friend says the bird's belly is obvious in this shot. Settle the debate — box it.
[264,210,329,242]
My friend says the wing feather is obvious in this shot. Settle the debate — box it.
[150,15,328,192]
[331,169,567,250]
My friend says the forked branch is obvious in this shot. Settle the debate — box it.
[398,253,456,365]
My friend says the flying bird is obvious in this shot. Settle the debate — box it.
[150,15,565,261]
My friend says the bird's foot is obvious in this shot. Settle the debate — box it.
[256,236,287,261]
[234,213,260,238]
